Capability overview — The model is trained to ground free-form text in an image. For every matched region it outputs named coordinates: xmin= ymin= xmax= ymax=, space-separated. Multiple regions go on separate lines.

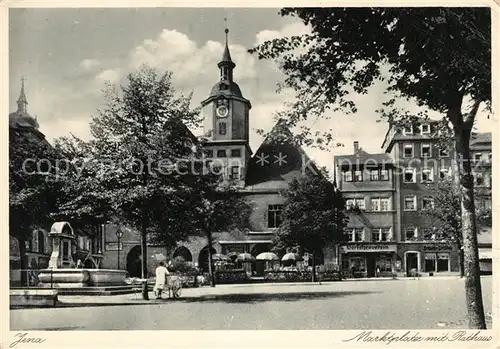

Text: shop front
xmin=397 ymin=243 xmax=459 ymax=276
xmin=341 ymin=244 xmax=397 ymax=278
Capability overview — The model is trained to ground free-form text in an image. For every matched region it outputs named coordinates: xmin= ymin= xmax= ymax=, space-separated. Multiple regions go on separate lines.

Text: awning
xmin=479 ymin=249 xmax=492 ymax=260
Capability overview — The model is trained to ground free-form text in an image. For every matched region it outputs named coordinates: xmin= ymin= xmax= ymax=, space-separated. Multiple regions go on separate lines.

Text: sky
xmin=9 ymin=7 xmax=495 ymax=169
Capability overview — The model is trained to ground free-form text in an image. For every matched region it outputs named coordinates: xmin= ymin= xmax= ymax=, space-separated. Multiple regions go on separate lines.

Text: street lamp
xmin=116 ymin=229 xmax=123 ymax=270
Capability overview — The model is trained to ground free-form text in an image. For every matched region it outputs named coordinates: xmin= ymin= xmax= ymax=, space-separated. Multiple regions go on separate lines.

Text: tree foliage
xmin=273 ymin=172 xmax=347 ymax=256
xmin=249 ymin=7 xmax=490 ymax=148
xmin=9 ymin=128 xmax=60 ymax=241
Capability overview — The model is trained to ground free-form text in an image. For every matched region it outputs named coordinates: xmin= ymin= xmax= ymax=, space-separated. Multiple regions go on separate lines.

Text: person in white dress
xmin=154 ymin=261 xmax=170 ymax=299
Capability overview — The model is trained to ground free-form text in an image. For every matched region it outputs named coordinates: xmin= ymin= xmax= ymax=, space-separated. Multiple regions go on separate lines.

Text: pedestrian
xmin=376 ymin=266 xmax=380 ymax=278
xmin=154 ymin=261 xmax=170 ymax=299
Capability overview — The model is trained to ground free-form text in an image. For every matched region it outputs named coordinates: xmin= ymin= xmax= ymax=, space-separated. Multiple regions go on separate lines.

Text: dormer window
xmin=403 ymin=125 xmax=414 ymax=135
xmin=420 ymin=124 xmax=430 ymax=135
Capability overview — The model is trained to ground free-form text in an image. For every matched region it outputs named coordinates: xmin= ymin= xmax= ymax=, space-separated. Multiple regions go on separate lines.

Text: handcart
xmin=165 ymin=274 xmax=182 ymax=299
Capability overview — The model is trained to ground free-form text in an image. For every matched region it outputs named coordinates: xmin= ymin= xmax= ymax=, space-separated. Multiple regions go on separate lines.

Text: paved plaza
xmin=11 ymin=276 xmax=493 ymax=330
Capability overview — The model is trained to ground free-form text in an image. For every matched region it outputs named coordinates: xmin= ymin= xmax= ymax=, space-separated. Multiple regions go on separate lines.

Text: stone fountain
xmin=38 ymin=222 xmax=128 ymax=291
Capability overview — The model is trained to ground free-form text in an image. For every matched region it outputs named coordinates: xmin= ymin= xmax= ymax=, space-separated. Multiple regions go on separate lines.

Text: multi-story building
xmin=382 ymin=122 xmax=460 ymax=276
xmin=335 ymin=142 xmax=398 ymax=277
xmin=337 ymin=123 xmax=492 ymax=277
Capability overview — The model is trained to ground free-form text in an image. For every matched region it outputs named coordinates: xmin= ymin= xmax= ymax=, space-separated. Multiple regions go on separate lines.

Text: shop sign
xmin=105 ymin=242 xmax=123 ymax=251
xmin=341 ymin=244 xmax=397 ymax=253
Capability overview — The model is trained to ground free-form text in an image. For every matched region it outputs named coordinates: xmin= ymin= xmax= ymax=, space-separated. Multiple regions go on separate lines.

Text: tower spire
xmin=218 ymin=17 xmax=235 ymax=81
xmin=17 ymin=77 xmax=28 ymax=113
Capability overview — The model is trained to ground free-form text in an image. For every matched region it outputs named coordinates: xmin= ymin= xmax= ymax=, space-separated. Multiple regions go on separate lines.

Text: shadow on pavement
xmin=177 ymin=291 xmax=377 ymax=304
xmin=41 ymin=290 xmax=378 ymax=308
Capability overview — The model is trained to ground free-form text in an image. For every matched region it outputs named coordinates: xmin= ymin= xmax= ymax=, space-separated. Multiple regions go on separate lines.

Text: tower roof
xmin=217 ymin=27 xmax=236 ymax=69
xmin=10 ymin=78 xmax=39 ymax=130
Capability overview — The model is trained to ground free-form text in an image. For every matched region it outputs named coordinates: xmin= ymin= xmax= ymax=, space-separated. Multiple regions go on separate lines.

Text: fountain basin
xmin=38 ymin=269 xmax=127 ymax=288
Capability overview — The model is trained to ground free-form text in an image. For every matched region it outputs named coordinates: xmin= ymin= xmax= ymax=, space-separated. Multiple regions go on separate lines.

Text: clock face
xmin=216 ymin=105 xmax=229 ymax=118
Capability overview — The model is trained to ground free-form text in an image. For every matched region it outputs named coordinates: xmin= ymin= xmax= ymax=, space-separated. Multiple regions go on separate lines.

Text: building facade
xmin=335 ymin=142 xmax=399 ymax=277
xmin=336 ymin=122 xmax=492 ymax=278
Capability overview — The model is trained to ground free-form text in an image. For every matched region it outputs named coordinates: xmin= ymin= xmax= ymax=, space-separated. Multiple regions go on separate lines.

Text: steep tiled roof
xmin=244 ymin=119 xmax=319 ymax=189
xmin=335 ymin=148 xmax=393 ymax=168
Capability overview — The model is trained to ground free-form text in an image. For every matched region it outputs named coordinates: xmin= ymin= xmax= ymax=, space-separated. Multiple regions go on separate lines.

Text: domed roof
xmin=9 ymin=110 xmax=40 ymax=130
xmin=209 ymin=80 xmax=243 ymax=98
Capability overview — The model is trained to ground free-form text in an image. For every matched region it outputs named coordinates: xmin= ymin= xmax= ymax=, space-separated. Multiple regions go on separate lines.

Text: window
xmin=354 ymin=170 xmax=363 ymax=182
xmin=372 ymin=228 xmax=391 ymax=242
xmin=345 ymin=199 xmax=354 ymax=209
xmin=355 ymin=198 xmax=365 ymax=210
xmin=343 ymin=171 xmax=353 ymax=182
xmin=217 ymin=149 xmax=227 ymax=158
xmin=370 ymin=169 xmax=379 ymax=181
xmin=404 ymin=195 xmax=417 ymax=211
xmin=439 ymin=147 xmax=449 ymax=157
xmin=219 ymin=122 xmax=227 ymax=135
xmin=229 ymin=166 xmax=240 ymax=180
xmin=380 ymin=169 xmax=389 ymax=181
xmin=422 ymin=197 xmax=435 ymax=209
xmin=437 ymin=253 xmax=450 ymax=272
xmin=421 ymin=144 xmax=431 ymax=158
xmin=370 ymin=197 xmax=390 ymax=212
xmin=205 ymin=149 xmax=213 ymax=158
xmin=346 ymin=198 xmax=365 ymax=210
xmin=422 ymin=228 xmax=433 ymax=240
xmin=346 ymin=228 xmax=364 ymax=242
xmin=376 ymin=256 xmax=392 ymax=272
xmin=474 ymin=172 xmax=484 ymax=186
xmin=405 ymin=226 xmax=417 ymax=240
xmin=424 ymin=253 xmax=436 ymax=272
xmin=404 ymin=168 xmax=416 ymax=183
xmin=439 ymin=168 xmax=450 ymax=179
xmin=37 ymin=230 xmax=45 ymax=254
xmin=403 ymin=125 xmax=413 ymax=135
xmin=474 ymin=152 xmax=482 ymax=162
xmin=231 ymin=149 xmax=241 ymax=157
xmin=350 ymin=256 xmax=366 ymax=271
xmin=422 ymin=168 xmax=434 ymax=183
xmin=380 ymin=198 xmax=390 ymax=211
xmin=420 ymin=124 xmax=430 ymax=135
xmin=268 ymin=205 xmax=283 ymax=228
xmin=403 ymin=144 xmax=414 ymax=158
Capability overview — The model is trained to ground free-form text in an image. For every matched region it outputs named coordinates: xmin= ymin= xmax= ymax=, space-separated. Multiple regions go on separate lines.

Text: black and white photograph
xmin=2 ymin=2 xmax=498 ymax=348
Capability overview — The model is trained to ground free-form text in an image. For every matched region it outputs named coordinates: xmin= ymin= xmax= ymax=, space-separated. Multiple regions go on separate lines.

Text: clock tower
xmin=201 ymin=26 xmax=252 ymax=185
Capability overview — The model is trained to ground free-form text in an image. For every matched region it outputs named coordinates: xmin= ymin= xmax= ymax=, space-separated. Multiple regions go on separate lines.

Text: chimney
xmin=353 ymin=141 xmax=359 ymax=152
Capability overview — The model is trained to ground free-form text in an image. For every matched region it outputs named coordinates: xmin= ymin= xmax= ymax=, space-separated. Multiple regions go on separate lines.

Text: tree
xmin=161 ymin=164 xmax=253 ymax=287
xmin=273 ymin=171 xmax=347 ymax=281
xmin=56 ymin=66 xmax=200 ymax=299
xmin=250 ymin=8 xmax=491 ymax=328
xmin=422 ymin=178 xmax=492 ymax=278
xmin=9 ymin=128 xmax=60 ymax=273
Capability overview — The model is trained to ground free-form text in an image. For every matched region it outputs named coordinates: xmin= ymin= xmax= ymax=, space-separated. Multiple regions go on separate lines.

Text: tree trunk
xmin=455 ymin=131 xmax=486 ymax=329
xmin=311 ymin=253 xmax=316 ymax=282
xmin=140 ymin=217 xmax=149 ymax=300
xmin=206 ymin=230 xmax=216 ymax=287
xmin=455 ymin=239 xmax=465 ymax=278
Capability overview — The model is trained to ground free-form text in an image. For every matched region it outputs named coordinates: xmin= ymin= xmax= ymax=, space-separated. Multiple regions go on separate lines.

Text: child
xmin=154 ymin=261 xmax=170 ymax=299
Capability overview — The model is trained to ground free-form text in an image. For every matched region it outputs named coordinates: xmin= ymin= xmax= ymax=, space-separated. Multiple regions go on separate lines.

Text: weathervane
xmin=224 ymin=17 xmax=229 ymax=44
